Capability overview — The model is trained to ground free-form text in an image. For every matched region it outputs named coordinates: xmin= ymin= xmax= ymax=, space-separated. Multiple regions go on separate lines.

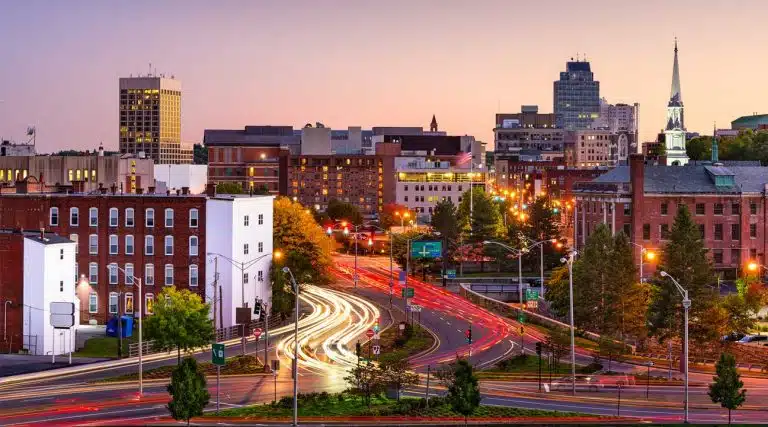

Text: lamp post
xmin=282 ymin=267 xmax=300 ymax=427
xmin=3 ymin=299 xmax=11 ymax=343
xmin=629 ymin=243 xmax=656 ymax=283
xmin=111 ymin=265 xmax=143 ymax=396
xmin=483 ymin=239 xmax=558 ymax=307
xmin=560 ymin=250 xmax=578 ymax=396
xmin=659 ymin=270 xmax=690 ymax=424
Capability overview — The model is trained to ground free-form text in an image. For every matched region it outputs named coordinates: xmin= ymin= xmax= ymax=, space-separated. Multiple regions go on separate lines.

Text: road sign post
xmin=212 ymin=343 xmax=225 ymax=413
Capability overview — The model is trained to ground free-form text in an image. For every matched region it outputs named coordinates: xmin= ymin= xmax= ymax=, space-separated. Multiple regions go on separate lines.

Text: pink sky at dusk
xmin=1 ymin=0 xmax=767 ymax=154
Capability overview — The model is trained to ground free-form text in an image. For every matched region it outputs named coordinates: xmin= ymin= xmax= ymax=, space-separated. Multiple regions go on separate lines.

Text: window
xmin=70 ymin=207 xmax=79 ymax=226
xmin=89 ymin=234 xmax=98 ymax=254
xmin=257 ymin=270 xmax=264 ymax=282
xmin=165 ymin=236 xmax=174 ymax=255
xmin=714 ymin=223 xmax=723 ymax=240
xmin=660 ymin=203 xmax=668 ymax=215
xmin=714 ymin=203 xmax=724 ymax=215
xmin=109 ymin=235 xmax=118 ymax=254
xmin=125 ymin=293 xmax=134 ymax=314
xmin=125 ymin=263 xmax=134 ymax=284
xmin=109 ymin=292 xmax=118 ymax=314
xmin=49 ymin=207 xmax=59 ymax=226
xmin=146 ymin=208 xmax=155 ymax=227
xmin=642 ymin=224 xmax=650 ymax=240
xmin=244 ymin=215 xmax=250 ymax=226
xmin=243 ymin=272 xmax=249 ymax=284
xmin=750 ymin=202 xmax=758 ymax=215
xmin=731 ymin=249 xmax=741 ymax=266
xmin=189 ymin=265 xmax=198 ymax=287
xmin=109 ymin=208 xmax=118 ymax=227
xmin=60 ymin=248 xmax=64 ymax=260
xmin=732 ymin=202 xmax=740 ymax=215
xmin=623 ymin=203 xmax=631 ymax=216
xmin=165 ymin=209 xmax=174 ymax=227
xmin=125 ymin=235 xmax=134 ymax=255
xmin=750 ymin=223 xmax=757 ymax=238
xmin=145 ymin=235 xmax=154 ymax=255
xmin=70 ymin=234 xmax=79 ymax=254
xmin=145 ymin=264 xmax=155 ymax=286
xmin=59 ymin=281 xmax=64 ymax=292
xmin=89 ymin=207 xmax=98 ymax=226
xmin=108 ymin=263 xmax=118 ymax=285
xmin=660 ymin=224 xmax=670 ymax=240
xmin=186 ymin=236 xmax=198 ymax=256
xmin=89 ymin=293 xmax=98 ymax=314
xmin=750 ymin=248 xmax=758 ymax=260
xmin=731 ymin=224 xmax=740 ymax=241
xmin=258 ymin=214 xmax=264 ymax=225
xmin=695 ymin=203 xmax=705 ymax=215
xmin=145 ymin=294 xmax=154 ymax=315
xmin=698 ymin=224 xmax=705 ymax=239
xmin=164 ymin=265 xmax=174 ymax=286
xmin=125 ymin=208 xmax=135 ymax=227
xmin=189 ymin=209 xmax=199 ymax=228
xmin=258 ymin=242 xmax=264 ymax=253
xmin=713 ymin=249 xmax=723 ymax=264
xmin=243 ymin=243 xmax=249 ymax=255
xmin=623 ymin=223 xmax=631 ymax=238
xmin=89 ymin=262 xmax=98 ymax=284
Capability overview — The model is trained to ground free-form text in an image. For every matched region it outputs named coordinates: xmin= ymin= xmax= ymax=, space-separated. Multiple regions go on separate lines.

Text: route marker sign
xmin=212 ymin=343 xmax=225 ymax=366
xmin=253 ymin=328 xmax=263 ymax=339
xmin=50 ymin=302 xmax=75 ymax=329
xmin=446 ymin=269 xmax=457 ymax=279
xmin=372 ymin=345 xmax=381 ymax=355
xmin=366 ymin=329 xmax=375 ymax=338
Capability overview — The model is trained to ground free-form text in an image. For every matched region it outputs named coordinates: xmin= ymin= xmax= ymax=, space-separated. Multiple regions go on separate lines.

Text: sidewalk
xmin=0 ymin=354 xmax=109 ymax=377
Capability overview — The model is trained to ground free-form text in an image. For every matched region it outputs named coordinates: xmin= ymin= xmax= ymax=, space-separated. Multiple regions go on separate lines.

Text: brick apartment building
xmin=0 ymin=191 xmax=206 ymax=325
xmin=206 ymin=143 xmax=289 ymax=195
xmin=573 ymin=154 xmax=768 ymax=278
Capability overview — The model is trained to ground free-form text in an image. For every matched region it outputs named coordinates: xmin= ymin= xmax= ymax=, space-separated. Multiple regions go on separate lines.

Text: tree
xmin=144 ymin=288 xmax=214 ymax=364
xmin=606 ymin=232 xmax=648 ymax=341
xmin=215 ymin=182 xmax=243 ymax=194
xmin=326 ymin=199 xmax=362 ymax=225
xmin=192 ymin=143 xmax=208 ymax=165
xmin=437 ymin=359 xmax=481 ymax=425
xmin=344 ymin=363 xmax=385 ymax=408
xmin=708 ymin=352 xmax=746 ymax=424
xmin=380 ymin=203 xmax=410 ymax=229
xmin=686 ymin=136 xmax=712 ymax=161
xmin=167 ymin=357 xmax=210 ymax=426
xmin=391 ymin=229 xmax=429 ymax=271
xmin=457 ymin=187 xmax=503 ymax=244
xmin=543 ymin=264 xmax=570 ymax=318
xmin=572 ymin=224 xmax=614 ymax=333
xmin=648 ymin=205 xmax=720 ymax=345
xmin=598 ymin=335 xmax=627 ymax=372
xmin=431 ymin=199 xmax=460 ymax=265
xmin=379 ymin=359 xmax=420 ymax=402
xmin=273 ymin=197 xmax=332 ymax=286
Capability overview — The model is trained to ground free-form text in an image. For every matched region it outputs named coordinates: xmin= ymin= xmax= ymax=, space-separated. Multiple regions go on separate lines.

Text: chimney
xmin=136 ymin=187 xmax=144 ymax=194
xmin=181 ymin=186 xmax=189 ymax=195
xmin=176 ymin=189 xmax=181 ymax=196
xmin=40 ymin=227 xmax=44 ymax=240
xmin=100 ymin=187 xmax=107 ymax=195
xmin=206 ymin=183 xmax=217 ymax=198
xmin=148 ymin=186 xmax=155 ymax=194
xmin=110 ymin=184 xmax=117 ymax=195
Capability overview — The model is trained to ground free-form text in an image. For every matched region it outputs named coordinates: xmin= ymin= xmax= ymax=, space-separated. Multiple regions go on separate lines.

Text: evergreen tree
xmin=708 ymin=352 xmax=746 ymax=424
xmin=457 ymin=187 xmax=503 ymax=244
xmin=431 ymin=199 xmax=460 ymax=263
xmin=648 ymin=205 xmax=720 ymax=345
xmin=167 ymin=357 xmax=210 ymax=425
xmin=543 ymin=265 xmax=570 ymax=318
xmin=607 ymin=232 xmax=647 ymax=341
xmin=572 ymin=224 xmax=614 ymax=333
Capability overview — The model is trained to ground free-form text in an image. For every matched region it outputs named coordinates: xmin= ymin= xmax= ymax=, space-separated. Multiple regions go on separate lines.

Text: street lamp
xmin=282 ymin=267 xmax=300 ymax=427
xmin=560 ymin=250 xmax=578 ymax=396
xmin=659 ymin=270 xmax=690 ymax=424
xmin=110 ymin=265 xmax=144 ymax=396
xmin=629 ymin=243 xmax=656 ymax=283
xmin=483 ymin=238 xmax=558 ymax=304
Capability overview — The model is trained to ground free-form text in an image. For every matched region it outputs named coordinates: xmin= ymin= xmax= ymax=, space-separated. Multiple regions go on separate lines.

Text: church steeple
xmin=669 ymin=38 xmax=682 ymax=106
xmin=430 ymin=114 xmax=438 ymax=132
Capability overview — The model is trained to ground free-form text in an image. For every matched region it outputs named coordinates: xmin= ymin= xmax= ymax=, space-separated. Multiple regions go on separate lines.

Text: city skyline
xmin=2 ymin=0 xmax=767 ymax=153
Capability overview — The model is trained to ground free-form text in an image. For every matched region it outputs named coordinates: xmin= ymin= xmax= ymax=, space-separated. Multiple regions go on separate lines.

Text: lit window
xmin=125 ymin=292 xmax=134 ymax=314
xmin=145 ymin=294 xmax=154 ymax=314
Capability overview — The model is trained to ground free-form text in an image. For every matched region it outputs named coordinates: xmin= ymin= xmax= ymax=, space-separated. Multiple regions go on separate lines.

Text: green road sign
xmin=411 ymin=240 xmax=442 ymax=259
xmin=518 ymin=312 xmax=527 ymax=323
xmin=401 ymin=288 xmax=415 ymax=298
xmin=525 ymin=289 xmax=539 ymax=301
xmin=446 ymin=269 xmax=456 ymax=279
xmin=212 ymin=343 xmax=225 ymax=366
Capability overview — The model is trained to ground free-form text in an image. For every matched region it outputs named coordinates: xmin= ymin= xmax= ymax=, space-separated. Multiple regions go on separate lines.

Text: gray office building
xmin=554 ymin=60 xmax=600 ymax=130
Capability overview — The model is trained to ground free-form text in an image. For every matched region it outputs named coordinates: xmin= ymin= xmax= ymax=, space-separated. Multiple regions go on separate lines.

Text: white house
xmin=23 ymin=233 xmax=78 ymax=356
xmin=205 ymin=195 xmax=275 ymax=329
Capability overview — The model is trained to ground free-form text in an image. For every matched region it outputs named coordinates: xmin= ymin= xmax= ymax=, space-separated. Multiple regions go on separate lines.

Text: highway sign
xmin=446 ymin=269 xmax=456 ymax=279
xmin=526 ymin=300 xmax=539 ymax=310
xmin=411 ymin=240 xmax=442 ymax=259
xmin=212 ymin=343 xmax=225 ymax=366
xmin=366 ymin=329 xmax=374 ymax=338
xmin=410 ymin=304 xmax=423 ymax=313
xmin=253 ymin=328 xmax=263 ymax=339
xmin=50 ymin=302 xmax=75 ymax=329
xmin=401 ymin=288 xmax=415 ymax=298
xmin=525 ymin=289 xmax=540 ymax=301
xmin=398 ymin=271 xmax=406 ymax=285
xmin=372 ymin=345 xmax=381 ymax=355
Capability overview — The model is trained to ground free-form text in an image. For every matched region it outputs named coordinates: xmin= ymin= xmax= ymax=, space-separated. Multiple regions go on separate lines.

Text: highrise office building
xmin=553 ymin=60 xmax=600 ymax=130
xmin=119 ymin=76 xmax=192 ymax=164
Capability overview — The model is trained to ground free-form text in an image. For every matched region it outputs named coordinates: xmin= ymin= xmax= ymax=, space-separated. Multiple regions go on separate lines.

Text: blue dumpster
xmin=106 ymin=315 xmax=134 ymax=338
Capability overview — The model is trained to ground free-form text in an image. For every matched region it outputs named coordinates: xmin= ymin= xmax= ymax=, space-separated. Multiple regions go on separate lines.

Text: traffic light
xmin=535 ymin=342 xmax=542 ymax=356
xmin=465 ymin=325 xmax=472 ymax=344
xmin=253 ymin=300 xmax=261 ymax=317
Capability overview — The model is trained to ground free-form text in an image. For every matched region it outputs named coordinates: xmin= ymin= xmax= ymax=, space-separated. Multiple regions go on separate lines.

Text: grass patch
xmin=72 ymin=336 xmax=136 ymax=358
xmin=96 ymin=354 xmax=263 ymax=382
xmin=210 ymin=392 xmax=596 ymax=419
xmin=376 ymin=323 xmax=434 ymax=363
xmin=479 ymin=354 xmax=600 ymax=379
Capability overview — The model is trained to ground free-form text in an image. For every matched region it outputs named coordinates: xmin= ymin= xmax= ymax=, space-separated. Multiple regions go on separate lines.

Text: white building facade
xmin=23 ymin=234 xmax=78 ymax=356
xmin=205 ymin=195 xmax=274 ymax=329
xmin=154 ymin=164 xmax=208 ymax=194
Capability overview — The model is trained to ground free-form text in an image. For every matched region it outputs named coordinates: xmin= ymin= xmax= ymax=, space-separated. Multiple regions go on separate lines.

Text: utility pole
xmin=117 ymin=290 xmax=123 ymax=359
xmin=425 ymin=365 xmax=431 ymax=408
xmin=213 ymin=257 xmax=218 ymax=331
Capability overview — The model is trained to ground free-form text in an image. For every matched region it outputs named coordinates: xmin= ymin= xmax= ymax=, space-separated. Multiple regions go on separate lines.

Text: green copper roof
xmin=731 ymin=114 xmax=768 ymax=128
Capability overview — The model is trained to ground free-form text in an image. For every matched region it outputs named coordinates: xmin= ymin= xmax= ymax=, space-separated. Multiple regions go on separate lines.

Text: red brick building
xmin=574 ymin=154 xmax=768 ymax=278
xmin=0 ymin=191 xmax=206 ymax=324
xmin=0 ymin=230 xmax=23 ymax=351
xmin=206 ymin=144 xmax=290 ymax=195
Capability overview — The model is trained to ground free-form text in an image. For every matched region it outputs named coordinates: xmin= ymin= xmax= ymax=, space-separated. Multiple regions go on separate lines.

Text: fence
xmin=128 ymin=316 xmax=286 ymax=358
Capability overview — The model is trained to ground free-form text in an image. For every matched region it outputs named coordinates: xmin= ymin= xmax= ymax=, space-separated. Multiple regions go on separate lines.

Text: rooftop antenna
xmin=148 ymin=62 xmax=152 ymax=77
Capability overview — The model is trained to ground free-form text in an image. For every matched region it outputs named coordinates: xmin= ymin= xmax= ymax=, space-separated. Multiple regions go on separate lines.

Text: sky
xmin=1 ymin=0 xmax=767 ymax=154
